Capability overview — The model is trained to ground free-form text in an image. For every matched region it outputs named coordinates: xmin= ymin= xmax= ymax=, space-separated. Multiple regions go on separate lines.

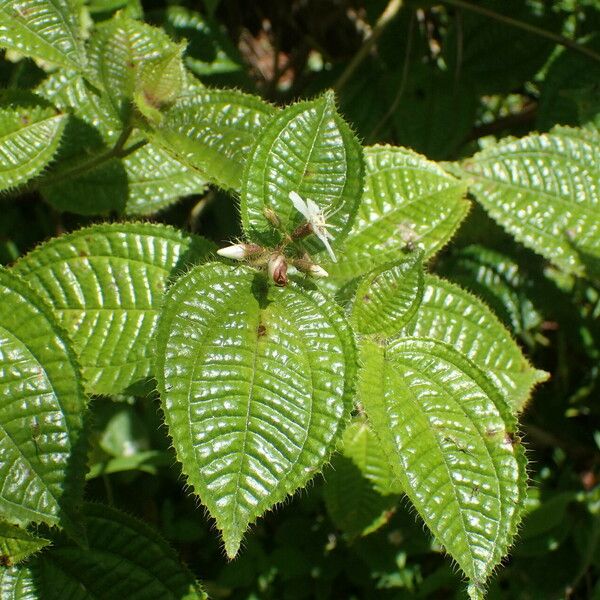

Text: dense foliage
xmin=0 ymin=1 xmax=599 ymax=599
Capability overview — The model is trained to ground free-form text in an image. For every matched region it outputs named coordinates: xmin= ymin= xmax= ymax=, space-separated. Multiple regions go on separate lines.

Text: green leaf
xmin=0 ymin=0 xmax=87 ymax=72
xmin=241 ymin=91 xmax=363 ymax=253
xmin=12 ymin=222 xmax=214 ymax=396
xmin=359 ymin=337 xmax=527 ymax=588
xmin=87 ymin=13 xmax=182 ymax=125
xmin=0 ymin=100 xmax=67 ymax=192
xmin=439 ymin=245 xmax=544 ymax=342
xmin=122 ymin=142 xmax=208 ymax=215
xmin=460 ymin=126 xmax=600 ymax=277
xmin=351 ymin=252 xmax=424 ymax=337
xmin=327 ymin=145 xmax=469 ymax=281
xmin=0 ymin=268 xmax=87 ymax=538
xmin=149 ymin=88 xmax=276 ymax=191
xmin=0 ymin=503 xmax=206 ymax=599
xmin=155 ymin=262 xmax=356 ymax=557
xmin=0 ymin=522 xmax=50 ymax=566
xmin=391 ymin=65 xmax=478 ymax=160
xmin=324 ymin=419 xmax=401 ymax=539
xmin=537 ymin=37 xmax=600 ymax=130
xmin=397 ymin=275 xmax=547 ymax=413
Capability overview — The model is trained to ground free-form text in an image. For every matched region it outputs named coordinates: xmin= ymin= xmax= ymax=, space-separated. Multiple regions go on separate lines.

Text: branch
xmin=334 ymin=0 xmax=404 ymax=93
xmin=441 ymin=0 xmax=600 ymax=63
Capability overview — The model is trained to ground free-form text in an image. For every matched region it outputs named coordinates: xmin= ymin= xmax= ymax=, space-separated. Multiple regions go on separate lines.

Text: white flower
xmin=289 ymin=191 xmax=337 ymax=263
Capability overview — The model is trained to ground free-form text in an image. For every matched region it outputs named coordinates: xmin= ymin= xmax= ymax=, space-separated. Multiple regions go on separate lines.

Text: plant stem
xmin=36 ymin=125 xmax=144 ymax=190
xmin=334 ymin=0 xmax=404 ymax=93
xmin=441 ymin=0 xmax=600 ymax=63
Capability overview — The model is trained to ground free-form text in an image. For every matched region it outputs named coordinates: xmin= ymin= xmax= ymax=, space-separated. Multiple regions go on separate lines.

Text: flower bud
xmin=293 ymin=258 xmax=329 ymax=278
xmin=268 ymin=254 xmax=288 ymax=286
xmin=217 ymin=243 xmax=262 ymax=260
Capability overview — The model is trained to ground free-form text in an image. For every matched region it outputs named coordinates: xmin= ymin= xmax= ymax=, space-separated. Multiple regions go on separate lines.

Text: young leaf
xmin=327 ymin=145 xmax=469 ymax=281
xmin=0 ymin=503 xmax=206 ymax=599
xmin=148 ymin=89 xmax=276 ymax=191
xmin=397 ymin=275 xmax=547 ymax=413
xmin=0 ymin=522 xmax=50 ymax=566
xmin=0 ymin=269 xmax=87 ymax=539
xmin=0 ymin=102 xmax=67 ymax=192
xmin=241 ymin=91 xmax=363 ymax=252
xmin=351 ymin=251 xmax=424 ymax=337
xmin=87 ymin=13 xmax=183 ymax=125
xmin=0 ymin=0 xmax=87 ymax=72
xmin=459 ymin=126 xmax=600 ymax=277
xmin=155 ymin=262 xmax=356 ymax=557
xmin=359 ymin=337 xmax=527 ymax=590
xmin=12 ymin=223 xmax=214 ymax=396
xmin=324 ymin=419 xmax=402 ymax=539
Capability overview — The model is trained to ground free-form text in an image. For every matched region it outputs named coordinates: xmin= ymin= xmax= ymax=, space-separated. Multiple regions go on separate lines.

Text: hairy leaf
xmin=149 ymin=89 xmax=276 ymax=191
xmin=122 ymin=142 xmax=208 ymax=215
xmin=155 ymin=262 xmax=356 ymax=557
xmin=324 ymin=419 xmax=401 ymax=539
xmin=0 ymin=0 xmax=86 ymax=72
xmin=397 ymin=275 xmax=547 ymax=412
xmin=460 ymin=127 xmax=600 ymax=276
xmin=0 ymin=269 xmax=87 ymax=538
xmin=0 ymin=503 xmax=206 ymax=599
xmin=359 ymin=337 xmax=527 ymax=589
xmin=13 ymin=223 xmax=214 ymax=395
xmin=327 ymin=145 xmax=469 ymax=281
xmin=0 ymin=522 xmax=49 ymax=566
xmin=87 ymin=13 xmax=183 ymax=125
xmin=351 ymin=251 xmax=424 ymax=337
xmin=241 ymin=91 xmax=363 ymax=253
xmin=0 ymin=102 xmax=67 ymax=192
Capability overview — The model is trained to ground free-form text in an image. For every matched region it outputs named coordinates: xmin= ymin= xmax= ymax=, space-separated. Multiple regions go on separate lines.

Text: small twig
xmin=466 ymin=102 xmax=537 ymax=141
xmin=441 ymin=0 xmax=600 ymax=63
xmin=334 ymin=0 xmax=404 ymax=93
xmin=367 ymin=10 xmax=415 ymax=143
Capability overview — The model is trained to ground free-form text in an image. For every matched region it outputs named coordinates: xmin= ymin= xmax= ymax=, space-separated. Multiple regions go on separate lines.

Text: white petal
xmin=289 ymin=191 xmax=309 ymax=218
xmin=217 ymin=244 xmax=247 ymax=260
xmin=315 ymin=230 xmax=337 ymax=263
xmin=306 ymin=198 xmax=321 ymax=219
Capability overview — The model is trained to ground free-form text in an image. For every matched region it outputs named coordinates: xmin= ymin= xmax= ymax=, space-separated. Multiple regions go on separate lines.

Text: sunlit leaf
xmin=359 ymin=337 xmax=527 ymax=590
xmin=0 ymin=269 xmax=87 ymax=539
xmin=326 ymin=145 xmax=469 ymax=281
xmin=460 ymin=126 xmax=600 ymax=276
xmin=13 ymin=223 xmax=214 ymax=395
xmin=0 ymin=0 xmax=87 ymax=72
xmin=0 ymin=522 xmax=49 ymax=566
xmin=241 ymin=91 xmax=363 ymax=255
xmin=155 ymin=262 xmax=356 ymax=557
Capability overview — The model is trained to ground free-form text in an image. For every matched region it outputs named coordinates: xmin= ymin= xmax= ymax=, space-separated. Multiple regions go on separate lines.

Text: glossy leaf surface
xmin=460 ymin=127 xmax=600 ymax=276
xmin=397 ymin=275 xmax=547 ymax=412
xmin=351 ymin=251 xmax=424 ymax=337
xmin=241 ymin=91 xmax=363 ymax=251
xmin=0 ymin=102 xmax=67 ymax=192
xmin=155 ymin=263 xmax=356 ymax=557
xmin=13 ymin=223 xmax=214 ymax=395
xmin=0 ymin=0 xmax=86 ymax=71
xmin=327 ymin=145 xmax=469 ymax=280
xmin=0 ymin=503 xmax=206 ymax=599
xmin=0 ymin=269 xmax=86 ymax=536
xmin=150 ymin=89 xmax=276 ymax=191
xmin=359 ymin=337 xmax=527 ymax=589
